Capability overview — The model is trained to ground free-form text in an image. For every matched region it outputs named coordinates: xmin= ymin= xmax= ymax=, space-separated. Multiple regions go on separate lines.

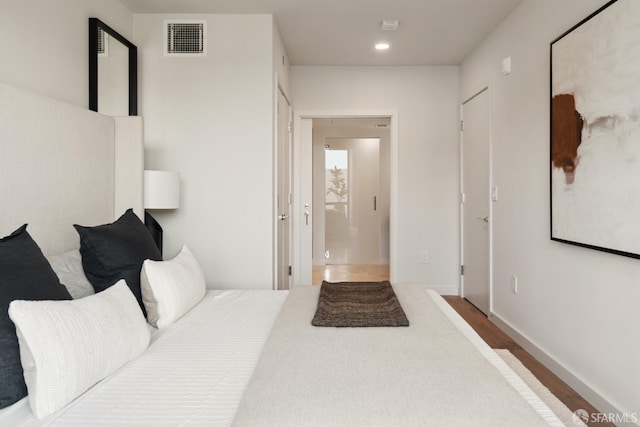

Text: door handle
xmin=373 ymin=196 xmax=377 ymax=211
xmin=476 ymin=216 xmax=489 ymax=223
xmin=304 ymin=211 xmax=309 ymax=225
xmin=279 ymin=214 xmax=288 ymax=221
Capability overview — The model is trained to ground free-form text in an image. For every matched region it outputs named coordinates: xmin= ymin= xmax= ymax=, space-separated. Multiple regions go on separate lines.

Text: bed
xmin=0 ymin=83 xmax=564 ymax=426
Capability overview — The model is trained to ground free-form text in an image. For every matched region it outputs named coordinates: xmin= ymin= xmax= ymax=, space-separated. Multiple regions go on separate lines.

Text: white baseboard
xmin=490 ymin=312 xmax=637 ymax=426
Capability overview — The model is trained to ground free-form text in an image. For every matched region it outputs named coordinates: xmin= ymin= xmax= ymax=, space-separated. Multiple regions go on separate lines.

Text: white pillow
xmin=8 ymin=280 xmax=150 ymax=419
xmin=141 ymin=245 xmax=206 ymax=328
xmin=46 ymin=250 xmax=95 ymax=299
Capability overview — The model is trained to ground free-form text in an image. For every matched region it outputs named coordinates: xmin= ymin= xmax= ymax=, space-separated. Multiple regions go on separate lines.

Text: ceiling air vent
xmin=164 ymin=20 xmax=207 ymax=56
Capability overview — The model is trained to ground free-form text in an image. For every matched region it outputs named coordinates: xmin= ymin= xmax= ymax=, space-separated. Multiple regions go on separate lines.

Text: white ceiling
xmin=119 ymin=0 xmax=525 ymax=66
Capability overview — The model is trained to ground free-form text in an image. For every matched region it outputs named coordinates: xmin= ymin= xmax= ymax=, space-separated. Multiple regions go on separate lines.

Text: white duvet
xmin=0 ymin=290 xmax=287 ymax=427
xmin=233 ymin=285 xmax=563 ymax=427
xmin=1 ymin=285 xmax=563 ymax=427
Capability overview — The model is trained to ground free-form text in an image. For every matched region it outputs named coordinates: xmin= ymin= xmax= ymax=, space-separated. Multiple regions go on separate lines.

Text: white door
xmin=324 ymin=138 xmax=380 ymax=264
xmin=294 ymin=118 xmax=314 ymax=286
xmin=461 ymin=88 xmax=491 ymax=314
xmin=276 ymin=89 xmax=292 ymax=290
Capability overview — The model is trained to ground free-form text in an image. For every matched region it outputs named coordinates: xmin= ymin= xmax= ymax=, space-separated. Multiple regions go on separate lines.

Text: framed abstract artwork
xmin=550 ymin=0 xmax=640 ymax=259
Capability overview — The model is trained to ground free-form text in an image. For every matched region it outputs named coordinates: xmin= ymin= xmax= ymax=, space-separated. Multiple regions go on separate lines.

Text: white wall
xmin=461 ymin=0 xmax=640 ymax=417
xmin=135 ymin=14 xmax=279 ymax=289
xmin=0 ymin=0 xmax=132 ymax=109
xmin=291 ymin=66 xmax=460 ymax=292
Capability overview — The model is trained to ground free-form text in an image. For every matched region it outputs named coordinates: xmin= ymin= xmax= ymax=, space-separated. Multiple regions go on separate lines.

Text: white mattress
xmin=0 ymin=290 xmax=288 ymax=427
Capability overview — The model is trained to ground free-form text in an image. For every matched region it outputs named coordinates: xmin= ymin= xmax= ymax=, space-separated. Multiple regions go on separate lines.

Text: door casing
xmin=292 ymin=110 xmax=399 ymax=286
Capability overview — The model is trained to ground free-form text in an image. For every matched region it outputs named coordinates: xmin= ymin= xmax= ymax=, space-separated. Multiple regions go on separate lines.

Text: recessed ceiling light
xmin=375 ymin=43 xmax=390 ymax=50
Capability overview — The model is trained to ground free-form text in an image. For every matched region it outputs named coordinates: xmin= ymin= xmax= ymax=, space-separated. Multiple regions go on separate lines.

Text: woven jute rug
xmin=311 ymin=280 xmax=409 ymax=327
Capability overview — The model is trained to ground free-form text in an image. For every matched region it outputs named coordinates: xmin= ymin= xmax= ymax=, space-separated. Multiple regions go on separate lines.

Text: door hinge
xmin=460 ymin=192 xmax=466 ymax=203
xmin=460 ymin=120 xmax=464 ymax=131
xmin=460 ymin=265 xmax=464 ymax=275
xmin=288 ymin=265 xmax=292 ymax=276
xmin=288 ymin=121 xmax=293 ymax=133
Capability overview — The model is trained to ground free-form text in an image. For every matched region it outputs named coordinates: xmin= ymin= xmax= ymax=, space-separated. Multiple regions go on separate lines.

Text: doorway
xmin=311 ymin=118 xmax=390 ymax=284
xmin=461 ymin=87 xmax=491 ymax=314
xmin=292 ymin=112 xmax=398 ymax=287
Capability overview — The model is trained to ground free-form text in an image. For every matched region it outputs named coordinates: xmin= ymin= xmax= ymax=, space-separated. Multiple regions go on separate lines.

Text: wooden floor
xmin=444 ymin=296 xmax=613 ymax=427
xmin=312 ymin=264 xmax=389 ymax=285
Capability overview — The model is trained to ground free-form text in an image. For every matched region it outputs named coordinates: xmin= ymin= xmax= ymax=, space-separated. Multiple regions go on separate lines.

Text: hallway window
xmin=325 ymin=149 xmax=349 ymax=216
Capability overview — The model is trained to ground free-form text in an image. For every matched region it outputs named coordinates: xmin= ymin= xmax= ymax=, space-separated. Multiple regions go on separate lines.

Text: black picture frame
xmin=89 ymin=17 xmax=138 ymax=115
xmin=549 ymin=0 xmax=640 ymax=259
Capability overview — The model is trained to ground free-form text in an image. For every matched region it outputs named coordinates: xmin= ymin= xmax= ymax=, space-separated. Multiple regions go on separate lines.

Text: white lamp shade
xmin=144 ymin=170 xmax=180 ymax=209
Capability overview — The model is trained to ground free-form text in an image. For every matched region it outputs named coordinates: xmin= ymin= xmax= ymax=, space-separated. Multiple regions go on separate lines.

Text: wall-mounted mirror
xmin=89 ymin=18 xmax=137 ymax=116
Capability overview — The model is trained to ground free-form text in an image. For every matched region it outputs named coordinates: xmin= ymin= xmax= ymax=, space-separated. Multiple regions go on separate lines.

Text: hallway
xmin=312 ymin=264 xmax=390 ymax=284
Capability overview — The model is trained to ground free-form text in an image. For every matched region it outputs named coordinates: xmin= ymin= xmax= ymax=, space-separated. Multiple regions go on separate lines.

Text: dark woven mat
xmin=311 ymin=280 xmax=409 ymax=327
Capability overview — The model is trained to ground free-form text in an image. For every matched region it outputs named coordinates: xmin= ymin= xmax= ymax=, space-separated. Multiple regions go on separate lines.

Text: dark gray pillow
xmin=74 ymin=209 xmax=161 ymax=316
xmin=0 ymin=225 xmax=72 ymax=409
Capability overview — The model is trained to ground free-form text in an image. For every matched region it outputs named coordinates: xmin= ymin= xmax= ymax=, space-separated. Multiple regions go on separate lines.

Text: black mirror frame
xmin=89 ymin=18 xmax=138 ymax=115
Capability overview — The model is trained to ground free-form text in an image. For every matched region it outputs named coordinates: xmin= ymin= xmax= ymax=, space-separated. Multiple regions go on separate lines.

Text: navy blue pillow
xmin=0 ymin=225 xmax=72 ymax=409
xmin=74 ymin=209 xmax=161 ymax=316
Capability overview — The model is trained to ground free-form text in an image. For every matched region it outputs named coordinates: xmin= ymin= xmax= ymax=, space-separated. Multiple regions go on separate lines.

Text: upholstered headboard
xmin=0 ymin=83 xmax=144 ymax=255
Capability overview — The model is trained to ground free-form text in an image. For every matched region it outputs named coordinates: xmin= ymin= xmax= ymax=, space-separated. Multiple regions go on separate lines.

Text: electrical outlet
xmin=511 ymin=275 xmax=518 ymax=294
xmin=421 ymin=251 xmax=429 ymax=264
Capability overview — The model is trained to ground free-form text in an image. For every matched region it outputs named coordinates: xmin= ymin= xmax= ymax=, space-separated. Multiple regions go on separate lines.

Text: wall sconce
xmin=144 ymin=170 xmax=180 ymax=256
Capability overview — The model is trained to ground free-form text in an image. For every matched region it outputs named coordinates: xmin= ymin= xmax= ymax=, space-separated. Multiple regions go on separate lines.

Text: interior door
xmin=276 ymin=88 xmax=292 ymax=290
xmin=294 ymin=118 xmax=313 ymax=286
xmin=462 ymin=88 xmax=491 ymax=314
xmin=324 ymin=138 xmax=380 ymax=264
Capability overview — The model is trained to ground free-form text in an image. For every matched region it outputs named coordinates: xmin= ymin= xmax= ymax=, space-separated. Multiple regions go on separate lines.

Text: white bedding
xmin=233 ymin=285 xmax=563 ymax=427
xmin=1 ymin=286 xmax=564 ymax=427
xmin=0 ymin=290 xmax=287 ymax=427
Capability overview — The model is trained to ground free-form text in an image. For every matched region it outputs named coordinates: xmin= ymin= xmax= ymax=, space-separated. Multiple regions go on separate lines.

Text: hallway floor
xmin=312 ymin=264 xmax=390 ymax=284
